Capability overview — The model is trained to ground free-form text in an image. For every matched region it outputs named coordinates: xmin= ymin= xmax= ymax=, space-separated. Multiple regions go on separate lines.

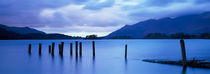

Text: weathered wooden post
xmin=60 ymin=44 xmax=63 ymax=56
xmin=125 ymin=44 xmax=127 ymax=59
xmin=58 ymin=44 xmax=61 ymax=55
xmin=79 ymin=42 xmax=82 ymax=56
xmin=49 ymin=45 xmax=51 ymax=53
xmin=61 ymin=42 xmax=64 ymax=50
xmin=59 ymin=44 xmax=63 ymax=56
xmin=28 ymin=44 xmax=31 ymax=54
xmin=61 ymin=42 xmax=64 ymax=56
xmin=52 ymin=42 xmax=55 ymax=56
xmin=180 ymin=39 xmax=187 ymax=65
xmin=39 ymin=43 xmax=42 ymax=56
xmin=75 ymin=41 xmax=78 ymax=57
xmin=92 ymin=41 xmax=95 ymax=57
xmin=70 ymin=43 xmax=73 ymax=56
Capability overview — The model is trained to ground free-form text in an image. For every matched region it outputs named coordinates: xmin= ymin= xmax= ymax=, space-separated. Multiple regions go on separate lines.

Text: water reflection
xmin=182 ymin=66 xmax=187 ymax=74
xmin=38 ymin=55 xmax=42 ymax=59
xmin=4 ymin=40 xmax=210 ymax=74
xmin=75 ymin=56 xmax=79 ymax=74
xmin=125 ymin=59 xmax=128 ymax=65
xmin=75 ymin=56 xmax=78 ymax=63
xmin=92 ymin=57 xmax=95 ymax=74
xmin=28 ymin=52 xmax=31 ymax=56
xmin=60 ymin=55 xmax=63 ymax=61
xmin=79 ymin=56 xmax=82 ymax=63
xmin=124 ymin=59 xmax=128 ymax=74
xmin=59 ymin=55 xmax=64 ymax=74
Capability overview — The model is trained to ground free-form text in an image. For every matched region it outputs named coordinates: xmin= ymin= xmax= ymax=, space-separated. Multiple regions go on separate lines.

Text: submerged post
xmin=125 ymin=44 xmax=127 ymax=59
xmin=39 ymin=43 xmax=42 ymax=56
xmin=49 ymin=45 xmax=51 ymax=53
xmin=70 ymin=43 xmax=73 ymax=56
xmin=75 ymin=41 xmax=78 ymax=57
xmin=28 ymin=44 xmax=31 ymax=54
xmin=79 ymin=42 xmax=82 ymax=56
xmin=92 ymin=41 xmax=95 ymax=57
xmin=52 ymin=42 xmax=55 ymax=56
xmin=180 ymin=39 xmax=187 ymax=65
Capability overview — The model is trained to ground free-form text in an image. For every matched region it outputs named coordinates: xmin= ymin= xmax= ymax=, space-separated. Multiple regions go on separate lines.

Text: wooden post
xmin=79 ymin=42 xmax=82 ymax=56
xmin=61 ymin=42 xmax=64 ymax=50
xmin=75 ymin=41 xmax=78 ymax=57
xmin=59 ymin=44 xmax=63 ymax=56
xmin=58 ymin=44 xmax=60 ymax=54
xmin=125 ymin=44 xmax=127 ymax=59
xmin=52 ymin=42 xmax=55 ymax=56
xmin=61 ymin=42 xmax=64 ymax=55
xmin=49 ymin=45 xmax=51 ymax=53
xmin=92 ymin=41 xmax=95 ymax=57
xmin=28 ymin=44 xmax=31 ymax=54
xmin=180 ymin=39 xmax=187 ymax=65
xmin=70 ymin=43 xmax=73 ymax=56
xmin=59 ymin=44 xmax=61 ymax=55
xmin=39 ymin=43 xmax=42 ymax=56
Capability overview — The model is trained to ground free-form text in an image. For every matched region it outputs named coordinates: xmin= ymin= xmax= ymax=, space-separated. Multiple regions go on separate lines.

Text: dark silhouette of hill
xmin=0 ymin=24 xmax=81 ymax=39
xmin=0 ymin=24 xmax=45 ymax=34
xmin=106 ymin=12 xmax=210 ymax=38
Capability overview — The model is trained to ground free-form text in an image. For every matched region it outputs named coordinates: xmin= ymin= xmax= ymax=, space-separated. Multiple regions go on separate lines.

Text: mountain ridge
xmin=0 ymin=24 xmax=46 ymax=34
xmin=106 ymin=11 xmax=210 ymax=38
xmin=0 ymin=24 xmax=82 ymax=39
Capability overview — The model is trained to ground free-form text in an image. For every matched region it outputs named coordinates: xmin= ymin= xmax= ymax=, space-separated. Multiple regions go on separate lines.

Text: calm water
xmin=0 ymin=39 xmax=210 ymax=74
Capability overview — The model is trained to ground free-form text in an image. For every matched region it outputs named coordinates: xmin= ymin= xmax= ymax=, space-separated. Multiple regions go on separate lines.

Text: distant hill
xmin=106 ymin=12 xmax=210 ymax=38
xmin=0 ymin=24 xmax=81 ymax=39
xmin=0 ymin=24 xmax=46 ymax=34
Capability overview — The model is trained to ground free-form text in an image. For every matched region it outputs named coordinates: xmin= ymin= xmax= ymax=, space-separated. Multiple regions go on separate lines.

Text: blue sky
xmin=1 ymin=0 xmax=210 ymax=37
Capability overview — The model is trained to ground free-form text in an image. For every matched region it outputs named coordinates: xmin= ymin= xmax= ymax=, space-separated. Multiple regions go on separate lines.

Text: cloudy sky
xmin=1 ymin=0 xmax=210 ymax=37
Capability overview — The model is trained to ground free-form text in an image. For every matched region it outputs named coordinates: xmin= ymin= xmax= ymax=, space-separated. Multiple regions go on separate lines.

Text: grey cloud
xmin=145 ymin=0 xmax=187 ymax=7
xmin=1 ymin=0 xmax=210 ymax=28
xmin=83 ymin=0 xmax=115 ymax=10
xmin=194 ymin=0 xmax=210 ymax=4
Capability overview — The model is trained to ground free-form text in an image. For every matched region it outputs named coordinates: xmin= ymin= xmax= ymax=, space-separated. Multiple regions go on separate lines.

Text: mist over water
xmin=0 ymin=39 xmax=210 ymax=74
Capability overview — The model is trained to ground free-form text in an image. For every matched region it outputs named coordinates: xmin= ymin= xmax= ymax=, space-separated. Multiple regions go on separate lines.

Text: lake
xmin=0 ymin=39 xmax=210 ymax=74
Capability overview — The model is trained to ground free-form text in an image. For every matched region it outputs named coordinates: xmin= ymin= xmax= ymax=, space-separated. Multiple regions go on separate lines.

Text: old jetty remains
xmin=92 ymin=41 xmax=95 ymax=57
xmin=142 ymin=39 xmax=210 ymax=69
xmin=27 ymin=41 xmax=106 ymax=58
xmin=125 ymin=44 xmax=127 ymax=59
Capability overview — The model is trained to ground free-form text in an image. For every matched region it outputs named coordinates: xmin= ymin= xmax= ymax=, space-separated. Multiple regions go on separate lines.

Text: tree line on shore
xmin=105 ymin=33 xmax=210 ymax=39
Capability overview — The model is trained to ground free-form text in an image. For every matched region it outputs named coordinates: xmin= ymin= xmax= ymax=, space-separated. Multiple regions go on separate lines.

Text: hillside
xmin=106 ymin=12 xmax=210 ymax=38
xmin=0 ymin=24 xmax=81 ymax=39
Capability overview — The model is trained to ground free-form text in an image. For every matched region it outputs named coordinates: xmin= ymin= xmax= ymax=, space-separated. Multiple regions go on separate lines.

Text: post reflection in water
xmin=9 ymin=40 xmax=210 ymax=74
xmin=75 ymin=56 xmax=79 ymax=74
xmin=92 ymin=57 xmax=96 ymax=74
xmin=79 ymin=56 xmax=82 ymax=63
xmin=59 ymin=55 xmax=64 ymax=74
xmin=182 ymin=66 xmax=187 ymax=74
xmin=124 ymin=59 xmax=128 ymax=74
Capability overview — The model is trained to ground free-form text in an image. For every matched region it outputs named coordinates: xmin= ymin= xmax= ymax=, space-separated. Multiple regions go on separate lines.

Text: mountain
xmin=106 ymin=12 xmax=210 ymax=38
xmin=0 ymin=24 xmax=81 ymax=39
xmin=0 ymin=24 xmax=46 ymax=34
xmin=0 ymin=27 xmax=21 ymax=39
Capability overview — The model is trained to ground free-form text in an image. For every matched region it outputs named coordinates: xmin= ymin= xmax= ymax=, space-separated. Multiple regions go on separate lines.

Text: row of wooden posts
xmin=28 ymin=41 xmax=128 ymax=58
xmin=28 ymin=39 xmax=186 ymax=62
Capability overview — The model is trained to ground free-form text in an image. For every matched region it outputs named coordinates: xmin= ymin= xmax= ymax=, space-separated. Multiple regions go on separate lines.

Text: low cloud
xmin=36 ymin=25 xmax=123 ymax=37
xmin=1 ymin=0 xmax=210 ymax=36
